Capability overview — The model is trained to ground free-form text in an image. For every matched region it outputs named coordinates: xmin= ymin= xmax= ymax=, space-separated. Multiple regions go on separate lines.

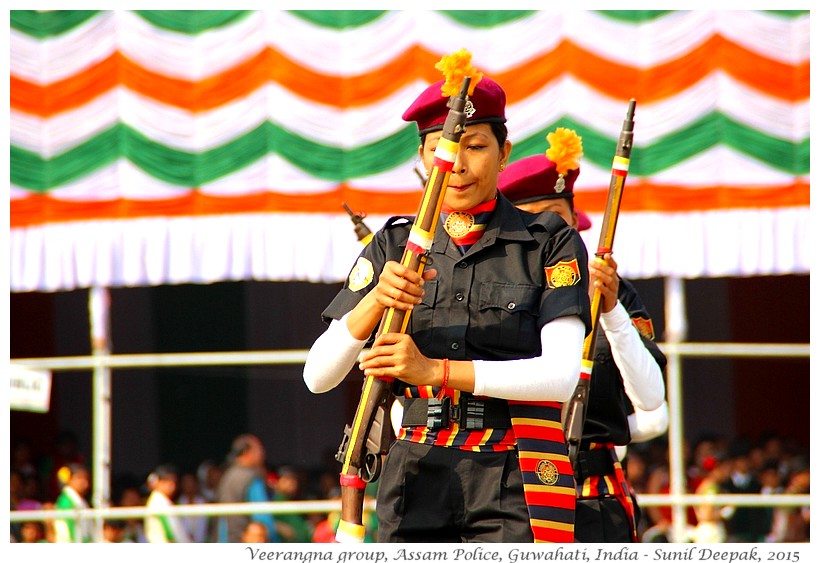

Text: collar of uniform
xmin=433 ymin=192 xmax=535 ymax=255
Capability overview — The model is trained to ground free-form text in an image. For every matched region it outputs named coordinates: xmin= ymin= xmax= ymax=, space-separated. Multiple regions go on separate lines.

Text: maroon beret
xmin=499 ymin=154 xmax=580 ymax=204
xmin=576 ymin=209 xmax=592 ymax=232
xmin=402 ymin=76 xmax=507 ymax=136
xmin=499 ymin=153 xmax=590 ymax=231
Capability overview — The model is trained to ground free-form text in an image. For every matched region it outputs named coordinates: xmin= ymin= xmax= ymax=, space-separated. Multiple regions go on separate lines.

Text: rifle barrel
xmin=564 ymin=99 xmax=637 ymax=469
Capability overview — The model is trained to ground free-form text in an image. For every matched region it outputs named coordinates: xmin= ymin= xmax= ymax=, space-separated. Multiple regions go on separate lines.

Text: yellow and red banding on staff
xmin=338 ymin=474 xmax=366 ymax=489
xmin=343 ymin=102 xmax=464 ymax=478
xmin=433 ymin=137 xmax=460 ymax=164
xmin=335 ymin=519 xmax=367 ymax=543
xmin=403 ymin=137 xmax=459 ymax=257
xmin=579 ymin=359 xmax=594 ymax=381
xmin=405 ymin=224 xmax=436 ymax=257
xmin=611 ymin=155 xmax=630 ymax=177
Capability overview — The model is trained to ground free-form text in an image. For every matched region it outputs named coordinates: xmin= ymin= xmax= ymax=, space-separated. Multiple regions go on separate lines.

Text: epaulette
xmin=517 ymin=207 xmax=570 ymax=236
xmin=383 ymin=215 xmax=414 ymax=229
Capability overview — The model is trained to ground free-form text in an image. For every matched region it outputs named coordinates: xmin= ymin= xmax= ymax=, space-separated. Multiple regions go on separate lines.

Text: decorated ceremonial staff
xmin=332 ymin=61 xmax=474 ymax=544
xmin=563 ymin=100 xmax=636 ymax=471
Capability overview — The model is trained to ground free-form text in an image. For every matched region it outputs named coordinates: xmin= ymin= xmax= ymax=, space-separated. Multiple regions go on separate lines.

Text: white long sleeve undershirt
xmin=303 ymin=312 xmax=367 ymax=394
xmin=599 ymin=301 xmax=665 ymax=411
xmin=472 ymin=316 xmax=585 ymax=401
xmin=628 ymin=401 xmax=670 ymax=443
xmin=303 ymin=313 xmax=585 ymax=402
xmin=617 ymin=401 xmax=670 ymax=460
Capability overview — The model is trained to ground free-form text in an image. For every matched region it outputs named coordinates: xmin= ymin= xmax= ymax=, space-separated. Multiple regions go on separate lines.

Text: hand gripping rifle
xmin=333 ymin=77 xmax=473 ymax=544
xmin=563 ymin=99 xmax=636 ymax=476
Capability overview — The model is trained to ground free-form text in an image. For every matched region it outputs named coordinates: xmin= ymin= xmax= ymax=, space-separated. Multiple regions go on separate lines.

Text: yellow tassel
xmin=546 ymin=128 xmax=584 ymax=176
xmin=435 ymin=48 xmax=484 ymax=98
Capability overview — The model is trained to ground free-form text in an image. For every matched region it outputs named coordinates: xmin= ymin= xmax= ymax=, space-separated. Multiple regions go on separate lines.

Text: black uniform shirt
xmin=582 ymin=277 xmax=668 ymax=447
xmin=323 ymin=193 xmax=592 ymax=374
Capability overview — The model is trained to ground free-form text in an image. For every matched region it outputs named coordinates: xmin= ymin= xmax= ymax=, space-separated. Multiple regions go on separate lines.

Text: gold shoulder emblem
xmin=545 ymin=258 xmax=581 ymax=289
xmin=631 ymin=317 xmax=656 ymax=340
xmin=347 ymin=257 xmax=374 ymax=292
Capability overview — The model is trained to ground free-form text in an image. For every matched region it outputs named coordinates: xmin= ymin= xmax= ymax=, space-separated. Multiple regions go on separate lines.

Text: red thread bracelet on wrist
xmin=441 ymin=358 xmax=450 ymax=388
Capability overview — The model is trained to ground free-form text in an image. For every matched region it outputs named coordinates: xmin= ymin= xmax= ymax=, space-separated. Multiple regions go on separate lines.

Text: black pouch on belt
xmin=401 ymin=396 xmax=511 ymax=430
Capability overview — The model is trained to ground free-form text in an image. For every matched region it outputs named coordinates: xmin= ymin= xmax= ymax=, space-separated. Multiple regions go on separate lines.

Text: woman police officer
xmin=303 ymin=50 xmax=591 ymax=543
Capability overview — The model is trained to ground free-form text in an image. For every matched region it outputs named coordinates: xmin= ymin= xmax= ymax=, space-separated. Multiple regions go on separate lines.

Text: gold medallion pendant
xmin=444 ymin=211 xmax=475 ymax=238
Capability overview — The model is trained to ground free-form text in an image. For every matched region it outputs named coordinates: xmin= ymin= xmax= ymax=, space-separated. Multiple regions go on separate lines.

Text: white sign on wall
xmin=10 ymin=365 xmax=52 ymax=413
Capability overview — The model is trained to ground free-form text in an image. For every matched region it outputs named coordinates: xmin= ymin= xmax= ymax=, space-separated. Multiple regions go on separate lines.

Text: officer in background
xmin=499 ymin=129 xmax=668 ymax=542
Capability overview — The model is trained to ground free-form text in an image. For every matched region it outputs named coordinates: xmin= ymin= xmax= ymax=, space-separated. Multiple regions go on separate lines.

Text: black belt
xmin=575 ymin=447 xmax=615 ymax=481
xmin=402 ymin=397 xmax=511 ymax=430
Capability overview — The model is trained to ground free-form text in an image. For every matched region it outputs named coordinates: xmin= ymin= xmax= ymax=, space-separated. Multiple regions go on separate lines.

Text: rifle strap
xmin=508 ymin=400 xmax=576 ymax=543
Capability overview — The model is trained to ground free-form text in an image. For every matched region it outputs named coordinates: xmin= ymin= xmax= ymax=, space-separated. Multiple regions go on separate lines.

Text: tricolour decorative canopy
xmin=10 ymin=10 xmax=809 ymax=291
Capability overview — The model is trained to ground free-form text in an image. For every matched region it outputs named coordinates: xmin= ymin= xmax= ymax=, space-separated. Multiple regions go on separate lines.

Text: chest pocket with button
xmin=476 ymin=282 xmax=541 ymax=356
xmin=407 ymin=279 xmax=438 ymax=350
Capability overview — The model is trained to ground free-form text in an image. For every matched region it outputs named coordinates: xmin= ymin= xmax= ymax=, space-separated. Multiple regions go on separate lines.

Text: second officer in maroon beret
xmin=500 ymin=130 xmax=668 ymax=543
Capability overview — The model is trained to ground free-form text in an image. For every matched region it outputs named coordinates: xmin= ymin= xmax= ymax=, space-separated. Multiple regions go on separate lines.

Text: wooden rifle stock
xmin=334 ymin=77 xmax=472 ymax=543
xmin=564 ymin=99 xmax=636 ymax=474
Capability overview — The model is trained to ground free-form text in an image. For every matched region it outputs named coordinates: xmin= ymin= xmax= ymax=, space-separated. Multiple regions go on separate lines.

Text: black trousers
xmin=377 ymin=440 xmax=533 ymax=543
xmin=574 ymin=496 xmax=634 ymax=543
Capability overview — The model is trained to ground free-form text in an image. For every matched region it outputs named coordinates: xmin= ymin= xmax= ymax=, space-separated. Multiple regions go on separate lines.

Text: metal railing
xmin=10 ymin=342 xmax=808 ymax=370
xmin=10 ymin=342 xmax=810 ymax=542
xmin=10 ymin=283 xmax=811 ymax=543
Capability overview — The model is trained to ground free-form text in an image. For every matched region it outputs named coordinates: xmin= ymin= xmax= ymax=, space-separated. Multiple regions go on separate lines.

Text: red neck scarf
xmin=441 ymin=198 xmax=497 ymax=254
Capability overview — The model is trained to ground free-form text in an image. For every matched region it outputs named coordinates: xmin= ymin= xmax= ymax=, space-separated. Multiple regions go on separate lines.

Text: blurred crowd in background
xmin=10 ymin=429 xmax=808 ymax=543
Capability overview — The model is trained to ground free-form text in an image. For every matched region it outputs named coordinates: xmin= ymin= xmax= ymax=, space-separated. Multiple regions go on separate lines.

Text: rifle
xmin=333 ymin=76 xmax=473 ymax=544
xmin=563 ymin=99 xmax=636 ymax=475
xmin=343 ymin=202 xmax=374 ymax=245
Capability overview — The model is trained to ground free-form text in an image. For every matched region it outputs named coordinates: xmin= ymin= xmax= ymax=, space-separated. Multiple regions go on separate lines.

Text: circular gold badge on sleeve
xmin=550 ymin=265 xmax=577 ymax=287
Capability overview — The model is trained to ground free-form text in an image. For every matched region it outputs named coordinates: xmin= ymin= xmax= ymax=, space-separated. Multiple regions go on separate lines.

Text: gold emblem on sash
xmin=444 ymin=211 xmax=475 ymax=238
xmin=536 ymin=459 xmax=559 ymax=486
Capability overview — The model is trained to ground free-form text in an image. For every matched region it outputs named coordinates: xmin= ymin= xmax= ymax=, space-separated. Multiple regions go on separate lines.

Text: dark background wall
xmin=10 ymin=274 xmax=810 ymax=495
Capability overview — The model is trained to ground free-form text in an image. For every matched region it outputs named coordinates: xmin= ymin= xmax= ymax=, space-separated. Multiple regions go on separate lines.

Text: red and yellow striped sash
xmin=508 ymin=400 xmax=576 ymax=543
